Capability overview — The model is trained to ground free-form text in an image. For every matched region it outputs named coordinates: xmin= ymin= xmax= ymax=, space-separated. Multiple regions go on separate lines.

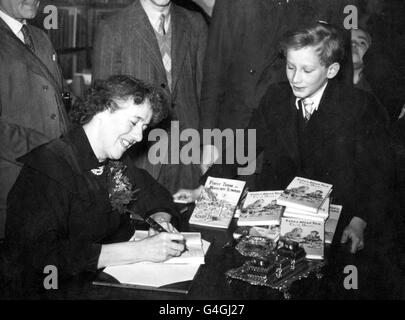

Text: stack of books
xmin=233 ymin=190 xmax=284 ymax=242
xmin=233 ymin=225 xmax=281 ymax=242
xmin=237 ymin=190 xmax=284 ymax=226
xmin=278 ymin=177 xmax=333 ymax=260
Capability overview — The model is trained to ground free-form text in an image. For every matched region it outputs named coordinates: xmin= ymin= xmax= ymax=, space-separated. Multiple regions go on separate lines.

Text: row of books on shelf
xmin=47 ymin=6 xmax=88 ymax=50
xmin=189 ymin=176 xmax=342 ymax=260
xmin=46 ymin=5 xmax=129 ymax=52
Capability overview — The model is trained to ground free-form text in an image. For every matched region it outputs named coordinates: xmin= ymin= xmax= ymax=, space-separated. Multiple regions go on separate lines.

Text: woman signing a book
xmin=3 ymin=75 xmax=186 ymax=298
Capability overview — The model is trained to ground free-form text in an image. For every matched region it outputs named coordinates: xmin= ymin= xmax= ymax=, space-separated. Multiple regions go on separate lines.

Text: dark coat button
xmin=43 ymin=85 xmax=49 ymax=91
xmin=249 ymin=68 xmax=256 ymax=75
xmin=161 ymin=83 xmax=166 ymax=89
xmin=171 ymin=103 xmax=175 ymax=108
xmin=50 ymin=114 xmax=57 ymax=120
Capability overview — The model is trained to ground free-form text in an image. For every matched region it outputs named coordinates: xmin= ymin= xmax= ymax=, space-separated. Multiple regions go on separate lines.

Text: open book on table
xmin=93 ymin=232 xmax=210 ymax=294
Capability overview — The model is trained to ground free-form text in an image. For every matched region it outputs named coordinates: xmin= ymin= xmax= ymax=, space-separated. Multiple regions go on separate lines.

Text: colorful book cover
xmin=277 ymin=177 xmax=333 ymax=213
xmin=237 ymin=190 xmax=284 ymax=226
xmin=280 ymin=216 xmax=324 ymax=259
xmin=189 ymin=177 xmax=246 ymax=229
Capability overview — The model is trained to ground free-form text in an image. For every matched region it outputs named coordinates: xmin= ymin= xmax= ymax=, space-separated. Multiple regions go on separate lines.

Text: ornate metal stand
xmin=225 ymin=236 xmax=326 ymax=299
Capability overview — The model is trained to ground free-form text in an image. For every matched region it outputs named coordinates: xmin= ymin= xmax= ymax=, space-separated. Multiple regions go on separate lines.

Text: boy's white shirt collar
xmin=295 ymin=81 xmax=328 ymax=114
xmin=140 ymin=0 xmax=171 ymax=33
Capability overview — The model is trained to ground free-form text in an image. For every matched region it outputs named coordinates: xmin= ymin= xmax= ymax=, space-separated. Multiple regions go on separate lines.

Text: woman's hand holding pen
xmin=97 ymin=226 xmax=185 ymax=268
xmin=136 ymin=232 xmax=186 ymax=262
xmin=97 ymin=214 xmax=186 ymax=268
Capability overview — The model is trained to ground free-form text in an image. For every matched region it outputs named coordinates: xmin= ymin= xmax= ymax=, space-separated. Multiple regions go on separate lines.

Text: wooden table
xmin=40 ymin=213 xmax=404 ymax=300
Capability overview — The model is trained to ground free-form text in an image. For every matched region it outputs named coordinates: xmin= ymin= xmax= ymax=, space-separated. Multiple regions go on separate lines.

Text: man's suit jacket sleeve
xmin=353 ymin=95 xmax=395 ymax=225
xmin=0 ymin=26 xmax=67 ymax=163
xmin=92 ymin=20 xmax=119 ymax=81
xmin=195 ymin=14 xmax=208 ymax=105
xmin=0 ymin=116 xmax=50 ymax=163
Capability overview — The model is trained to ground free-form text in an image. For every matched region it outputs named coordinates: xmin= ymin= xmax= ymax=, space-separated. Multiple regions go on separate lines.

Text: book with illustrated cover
xmin=277 ymin=177 xmax=333 ymax=214
xmin=325 ymin=204 xmax=343 ymax=244
xmin=237 ymin=191 xmax=284 ymax=226
xmin=283 ymin=197 xmax=330 ymax=222
xmin=234 ymin=188 xmax=249 ymax=219
xmin=189 ymin=177 xmax=246 ymax=229
xmin=280 ymin=216 xmax=324 ymax=260
xmin=131 ymin=231 xmax=206 ymax=264
xmin=233 ymin=225 xmax=280 ymax=241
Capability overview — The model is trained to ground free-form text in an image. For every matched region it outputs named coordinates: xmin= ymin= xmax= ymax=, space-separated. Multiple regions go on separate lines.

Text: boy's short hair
xmin=280 ymin=22 xmax=345 ymax=67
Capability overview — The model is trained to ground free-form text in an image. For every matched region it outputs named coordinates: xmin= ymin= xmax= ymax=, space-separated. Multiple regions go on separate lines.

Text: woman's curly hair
xmin=69 ymin=75 xmax=168 ymax=126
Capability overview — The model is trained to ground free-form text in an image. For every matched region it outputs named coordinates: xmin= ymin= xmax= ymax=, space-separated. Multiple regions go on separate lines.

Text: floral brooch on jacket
xmin=91 ymin=160 xmax=140 ymax=215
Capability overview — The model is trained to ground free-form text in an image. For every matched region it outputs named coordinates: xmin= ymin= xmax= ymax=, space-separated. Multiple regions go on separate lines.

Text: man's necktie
xmin=158 ymin=14 xmax=166 ymax=36
xmin=21 ymin=24 xmax=35 ymax=53
xmin=301 ymin=98 xmax=314 ymax=122
xmin=157 ymin=13 xmax=171 ymax=88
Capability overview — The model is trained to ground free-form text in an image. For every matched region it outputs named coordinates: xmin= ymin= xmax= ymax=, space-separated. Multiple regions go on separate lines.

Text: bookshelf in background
xmin=47 ymin=5 xmax=88 ymax=79
xmin=32 ymin=0 xmax=131 ymax=81
xmin=30 ymin=0 xmax=207 ymax=85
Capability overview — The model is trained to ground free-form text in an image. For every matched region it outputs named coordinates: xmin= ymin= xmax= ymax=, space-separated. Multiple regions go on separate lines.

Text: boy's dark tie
xmin=300 ymin=98 xmax=314 ymax=123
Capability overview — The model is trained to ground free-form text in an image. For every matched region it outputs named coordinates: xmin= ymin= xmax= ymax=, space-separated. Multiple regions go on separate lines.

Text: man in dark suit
xmin=92 ymin=0 xmax=207 ymax=194
xmin=0 ymin=0 xmax=69 ymax=238
xmin=175 ymin=23 xmax=394 ymax=255
xmin=199 ymin=0 xmax=357 ymax=176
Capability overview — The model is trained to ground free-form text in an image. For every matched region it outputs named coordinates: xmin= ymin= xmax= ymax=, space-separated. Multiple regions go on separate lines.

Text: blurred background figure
xmin=174 ymin=0 xmax=212 ymax=22
xmin=93 ymin=0 xmax=207 ymax=194
xmin=191 ymin=0 xmax=214 ymax=16
xmin=359 ymin=0 xmax=405 ymax=123
xmin=351 ymin=27 xmax=372 ymax=89
xmin=0 ymin=0 xmax=69 ymax=239
xmin=351 ymin=25 xmax=389 ymax=125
